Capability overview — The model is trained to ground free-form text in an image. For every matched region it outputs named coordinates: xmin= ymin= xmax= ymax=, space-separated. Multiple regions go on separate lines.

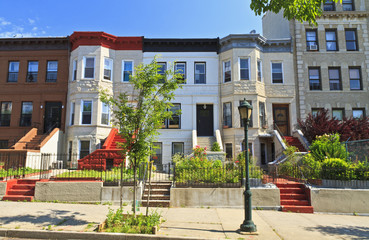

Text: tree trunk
xmin=146 ymin=162 xmax=153 ymax=216
xmin=133 ymin=159 xmax=137 ymax=215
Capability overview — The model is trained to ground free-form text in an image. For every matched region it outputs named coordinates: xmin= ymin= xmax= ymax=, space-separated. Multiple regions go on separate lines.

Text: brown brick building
xmin=0 ymin=37 xmax=69 ymax=148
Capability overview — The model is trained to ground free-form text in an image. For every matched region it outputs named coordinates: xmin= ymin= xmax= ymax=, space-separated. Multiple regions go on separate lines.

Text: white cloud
xmin=0 ymin=17 xmax=46 ymax=38
xmin=28 ymin=18 xmax=35 ymax=24
xmin=0 ymin=17 xmax=11 ymax=26
xmin=32 ymin=27 xmax=38 ymax=31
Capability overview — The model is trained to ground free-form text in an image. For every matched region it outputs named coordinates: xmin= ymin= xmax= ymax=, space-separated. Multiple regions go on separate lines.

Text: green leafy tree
xmin=250 ymin=0 xmax=341 ymax=25
xmin=100 ymin=57 xmax=182 ymax=213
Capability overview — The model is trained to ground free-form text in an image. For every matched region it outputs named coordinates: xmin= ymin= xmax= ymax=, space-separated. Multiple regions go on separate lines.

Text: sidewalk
xmin=0 ymin=201 xmax=368 ymax=239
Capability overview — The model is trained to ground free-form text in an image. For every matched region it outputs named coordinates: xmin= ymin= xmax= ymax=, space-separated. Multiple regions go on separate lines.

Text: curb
xmin=0 ymin=229 xmax=209 ymax=240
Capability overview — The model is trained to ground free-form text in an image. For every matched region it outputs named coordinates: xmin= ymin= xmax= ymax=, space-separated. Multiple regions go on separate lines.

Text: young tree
xmin=250 ymin=0 xmax=340 ymax=25
xmin=100 ymin=58 xmax=182 ymax=213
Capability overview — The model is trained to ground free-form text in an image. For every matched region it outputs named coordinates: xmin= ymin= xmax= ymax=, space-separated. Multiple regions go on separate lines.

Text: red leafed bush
xmin=297 ymin=109 xmax=369 ymax=142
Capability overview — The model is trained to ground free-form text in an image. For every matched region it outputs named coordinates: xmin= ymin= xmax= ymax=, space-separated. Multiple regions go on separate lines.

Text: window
xmin=157 ymin=62 xmax=166 ymax=83
xmin=352 ymin=109 xmax=365 ymax=119
xmin=342 ymin=0 xmax=354 ymax=11
xmin=332 ymin=108 xmax=344 ymax=120
xmin=225 ymin=143 xmax=233 ymax=159
xmin=163 ymin=104 xmax=181 ymax=129
xmin=306 ymin=30 xmax=318 ymax=50
xmin=70 ymin=102 xmax=75 ymax=125
xmin=0 ymin=102 xmax=12 ymax=126
xmin=151 ymin=142 xmax=162 ymax=164
xmin=101 ymin=102 xmax=110 ymax=125
xmin=68 ymin=141 xmax=73 ymax=162
xmin=223 ymin=102 xmax=232 ymax=128
xmin=312 ymin=108 xmax=324 ymax=117
xmin=328 ymin=67 xmax=342 ymax=90
xmin=72 ymin=59 xmax=77 ymax=81
xmin=172 ymin=142 xmax=184 ymax=156
xmin=345 ymin=29 xmax=358 ymax=51
xmin=20 ymin=102 xmax=33 ymax=126
xmin=81 ymin=100 xmax=92 ymax=124
xmin=240 ymin=58 xmax=249 ymax=80
xmin=83 ymin=57 xmax=95 ymax=78
xmin=326 ymin=30 xmax=338 ymax=51
xmin=0 ymin=140 xmax=8 ymax=149
xmin=79 ymin=140 xmax=90 ymax=159
xmin=257 ymin=60 xmax=262 ymax=81
xmin=241 ymin=141 xmax=253 ymax=156
xmin=271 ymin=62 xmax=283 ymax=83
xmin=194 ymin=62 xmax=206 ymax=84
xmin=8 ymin=61 xmax=19 ymax=82
xmin=261 ymin=143 xmax=267 ymax=165
xmin=223 ymin=60 xmax=231 ymax=82
xmin=240 ymin=100 xmax=252 ymax=127
xmin=122 ymin=60 xmax=133 ymax=82
xmin=259 ymin=102 xmax=266 ymax=127
xmin=308 ymin=67 xmax=321 ymax=90
xmin=45 ymin=61 xmax=58 ymax=82
xmin=323 ymin=0 xmax=335 ymax=11
xmin=349 ymin=67 xmax=362 ymax=90
xmin=103 ymin=58 xmax=113 ymax=81
xmin=174 ymin=62 xmax=186 ymax=83
xmin=26 ymin=61 xmax=38 ymax=82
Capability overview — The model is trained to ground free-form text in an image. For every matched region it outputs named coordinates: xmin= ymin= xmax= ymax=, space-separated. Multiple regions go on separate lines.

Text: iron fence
xmin=346 ymin=139 xmax=369 ymax=162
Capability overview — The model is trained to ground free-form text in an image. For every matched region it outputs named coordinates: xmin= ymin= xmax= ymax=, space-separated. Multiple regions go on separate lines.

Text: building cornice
xmin=143 ymin=38 xmax=219 ymax=53
xmin=0 ymin=37 xmax=69 ymax=51
xmin=70 ymin=32 xmax=143 ymax=51
xmin=320 ymin=11 xmax=369 ymax=19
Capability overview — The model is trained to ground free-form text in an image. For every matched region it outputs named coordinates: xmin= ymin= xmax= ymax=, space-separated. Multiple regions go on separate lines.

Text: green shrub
xmin=309 ymin=133 xmax=347 ymax=161
xmin=211 ymin=142 xmax=221 ymax=152
xmin=321 ymin=158 xmax=352 ymax=180
xmin=300 ymin=154 xmax=322 ymax=179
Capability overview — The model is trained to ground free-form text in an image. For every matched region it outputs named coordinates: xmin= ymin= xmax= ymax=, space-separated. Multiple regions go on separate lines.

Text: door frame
xmin=272 ymin=104 xmax=290 ymax=136
xmin=196 ymin=104 xmax=214 ymax=136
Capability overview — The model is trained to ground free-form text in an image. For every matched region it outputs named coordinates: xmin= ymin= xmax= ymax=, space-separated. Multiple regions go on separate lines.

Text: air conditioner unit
xmin=308 ymin=45 xmax=318 ymax=51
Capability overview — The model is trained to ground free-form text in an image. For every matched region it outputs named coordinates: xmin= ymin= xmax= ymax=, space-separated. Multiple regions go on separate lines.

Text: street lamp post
xmin=238 ymin=98 xmax=257 ymax=233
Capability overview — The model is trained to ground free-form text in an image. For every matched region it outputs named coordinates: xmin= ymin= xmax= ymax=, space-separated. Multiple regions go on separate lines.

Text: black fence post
xmin=173 ymin=163 xmax=176 ymax=184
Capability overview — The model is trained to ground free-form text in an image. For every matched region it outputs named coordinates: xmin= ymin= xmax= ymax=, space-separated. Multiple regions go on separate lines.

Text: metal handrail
xmin=273 ymin=123 xmax=284 ymax=139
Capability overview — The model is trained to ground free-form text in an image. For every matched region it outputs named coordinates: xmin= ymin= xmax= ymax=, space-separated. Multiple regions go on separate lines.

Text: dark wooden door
xmin=197 ymin=104 xmax=213 ymax=136
xmin=273 ymin=104 xmax=290 ymax=136
xmin=44 ymin=102 xmax=62 ymax=133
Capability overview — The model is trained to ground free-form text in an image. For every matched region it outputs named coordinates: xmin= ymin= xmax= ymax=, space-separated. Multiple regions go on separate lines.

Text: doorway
xmin=272 ymin=104 xmax=290 ymax=136
xmin=196 ymin=104 xmax=213 ymax=136
xmin=44 ymin=102 xmax=62 ymax=133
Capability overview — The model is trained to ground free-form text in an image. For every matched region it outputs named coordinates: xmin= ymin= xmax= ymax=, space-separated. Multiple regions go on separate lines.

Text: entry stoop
xmin=2 ymin=179 xmax=37 ymax=202
xmin=277 ymin=182 xmax=314 ymax=213
xmin=142 ymin=181 xmax=171 ymax=208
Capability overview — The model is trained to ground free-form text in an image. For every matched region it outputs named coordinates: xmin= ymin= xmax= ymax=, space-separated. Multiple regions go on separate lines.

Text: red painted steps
xmin=2 ymin=179 xmax=37 ymax=202
xmin=284 ymin=136 xmax=306 ymax=152
xmin=276 ymin=182 xmax=314 ymax=214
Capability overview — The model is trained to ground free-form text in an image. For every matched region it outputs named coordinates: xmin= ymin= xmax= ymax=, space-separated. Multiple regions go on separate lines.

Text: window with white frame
xmin=172 ymin=142 xmax=184 ymax=156
xmin=271 ymin=62 xmax=283 ymax=83
xmin=174 ymin=62 xmax=186 ymax=83
xmin=81 ymin=100 xmax=92 ymax=124
xmin=70 ymin=102 xmax=75 ymax=125
xmin=223 ymin=102 xmax=232 ymax=128
xmin=103 ymin=58 xmax=113 ymax=81
xmin=8 ymin=61 xmax=19 ymax=82
xmin=349 ymin=67 xmax=362 ymax=90
xmin=46 ymin=61 xmax=58 ymax=82
xmin=328 ymin=67 xmax=342 ymax=90
xmin=122 ymin=60 xmax=133 ymax=82
xmin=194 ymin=62 xmax=206 ymax=84
xmin=101 ymin=102 xmax=110 ymax=125
xmin=157 ymin=62 xmax=167 ymax=83
xmin=240 ymin=58 xmax=249 ymax=80
xmin=162 ymin=104 xmax=181 ymax=129
xmin=72 ymin=59 xmax=77 ymax=81
xmin=79 ymin=140 xmax=90 ymax=159
xmin=259 ymin=102 xmax=266 ymax=127
xmin=257 ymin=60 xmax=262 ymax=81
xmin=223 ymin=60 xmax=231 ymax=83
xmin=83 ymin=56 xmax=95 ymax=79
xmin=26 ymin=61 xmax=38 ymax=82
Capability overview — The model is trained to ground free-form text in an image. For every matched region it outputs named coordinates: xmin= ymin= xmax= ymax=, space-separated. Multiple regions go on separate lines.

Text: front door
xmin=44 ymin=102 xmax=62 ymax=133
xmin=273 ymin=104 xmax=290 ymax=136
xmin=197 ymin=104 xmax=213 ymax=136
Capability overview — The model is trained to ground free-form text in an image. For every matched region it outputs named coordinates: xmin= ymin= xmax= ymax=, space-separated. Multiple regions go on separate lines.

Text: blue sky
xmin=0 ymin=0 xmax=262 ymax=38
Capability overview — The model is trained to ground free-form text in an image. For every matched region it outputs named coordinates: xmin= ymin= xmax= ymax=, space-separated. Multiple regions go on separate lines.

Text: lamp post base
xmin=240 ymin=220 xmax=257 ymax=233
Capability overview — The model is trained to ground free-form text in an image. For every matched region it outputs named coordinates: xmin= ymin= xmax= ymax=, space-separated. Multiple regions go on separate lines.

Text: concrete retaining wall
xmin=35 ymin=181 xmax=103 ymax=202
xmin=101 ymin=186 xmax=142 ymax=204
xmin=321 ymin=179 xmax=369 ymax=189
xmin=0 ymin=182 xmax=6 ymax=199
xmin=311 ymin=188 xmax=369 ymax=213
xmin=170 ymin=188 xmax=280 ymax=208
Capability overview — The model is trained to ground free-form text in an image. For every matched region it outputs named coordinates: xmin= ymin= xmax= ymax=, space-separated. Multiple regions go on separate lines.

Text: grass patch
xmin=55 ymin=167 xmax=135 ymax=182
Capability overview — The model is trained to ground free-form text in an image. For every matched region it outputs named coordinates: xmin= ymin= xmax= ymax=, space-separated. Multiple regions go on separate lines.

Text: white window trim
xmin=82 ymin=56 xmax=95 ymax=79
xmin=103 ymin=57 xmax=113 ymax=81
xmin=70 ymin=101 xmax=75 ymax=126
xmin=122 ymin=60 xmax=134 ymax=82
xmin=72 ymin=59 xmax=77 ymax=81
xmin=223 ymin=60 xmax=231 ymax=83
xmin=257 ymin=59 xmax=262 ymax=81
xmin=271 ymin=61 xmax=284 ymax=84
xmin=101 ymin=102 xmax=110 ymax=125
xmin=79 ymin=139 xmax=90 ymax=160
xmin=80 ymin=100 xmax=93 ymax=125
xmin=239 ymin=57 xmax=251 ymax=81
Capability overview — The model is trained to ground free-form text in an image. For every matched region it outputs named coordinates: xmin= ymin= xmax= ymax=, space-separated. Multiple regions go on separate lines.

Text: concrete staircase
xmin=141 ymin=181 xmax=171 ymax=207
xmin=277 ymin=182 xmax=313 ymax=213
xmin=197 ymin=136 xmax=216 ymax=149
xmin=284 ymin=136 xmax=306 ymax=152
xmin=2 ymin=179 xmax=37 ymax=201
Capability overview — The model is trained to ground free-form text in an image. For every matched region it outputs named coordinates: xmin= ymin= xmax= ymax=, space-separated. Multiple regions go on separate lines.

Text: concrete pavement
xmin=0 ymin=201 xmax=368 ymax=239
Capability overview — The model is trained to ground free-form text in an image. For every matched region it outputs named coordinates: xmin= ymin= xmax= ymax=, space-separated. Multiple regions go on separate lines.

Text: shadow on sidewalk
xmin=304 ymin=225 xmax=369 ymax=239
